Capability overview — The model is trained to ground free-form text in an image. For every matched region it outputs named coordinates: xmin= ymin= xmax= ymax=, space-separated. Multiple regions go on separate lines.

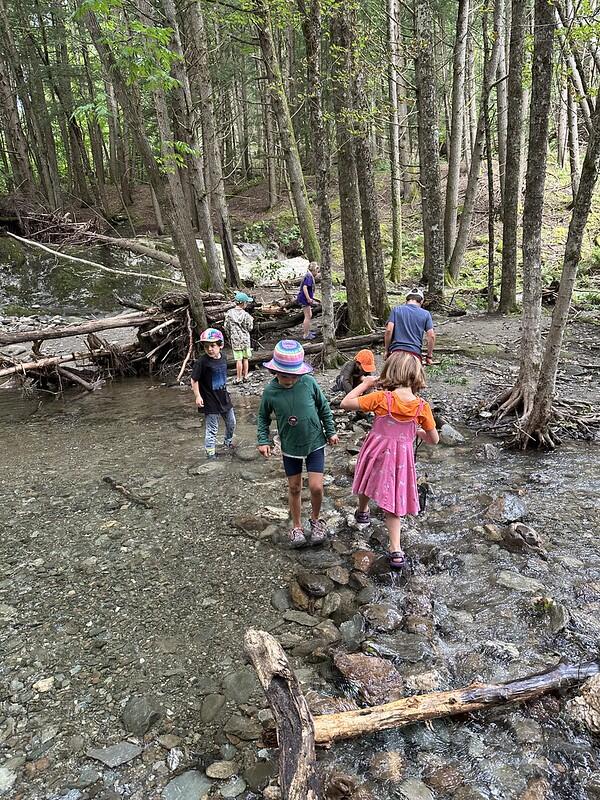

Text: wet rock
xmin=201 ymin=694 xmax=226 ymax=723
xmin=262 ymin=787 xmax=282 ymax=800
xmin=482 ymin=443 xmax=500 ymax=460
xmin=566 ymin=674 xmax=600 ymax=734
xmin=549 ymin=603 xmax=570 ymax=633
xmin=159 ymin=735 xmax=182 ymax=750
xmin=479 ymin=523 xmax=503 ymax=542
xmin=0 ymin=767 xmax=16 ymax=793
xmin=360 ymin=603 xmax=403 ymax=633
xmin=398 ymin=778 xmax=434 ymax=800
xmin=497 ymin=570 xmax=544 ymax=594
xmin=352 ymin=550 xmax=378 ymax=573
xmin=122 ymin=695 xmax=163 ymax=736
xmin=519 ymin=778 xmax=550 ymax=800
xmin=233 ymin=446 xmax=259 ymax=462
xmin=439 ymin=423 xmax=465 ymax=446
xmin=368 ymin=751 xmax=406 ymax=783
xmin=223 ymin=667 xmax=259 ymax=705
xmin=224 ymin=715 xmax=261 ymax=740
xmin=403 ymin=593 xmax=433 ymax=617
xmin=393 ymin=632 xmax=433 ymax=663
xmin=219 ymin=776 xmax=246 ymax=797
xmin=404 ymin=616 xmax=434 ymax=636
xmin=327 ymin=566 xmax=350 ymax=585
xmin=423 ymin=764 xmax=464 ymax=793
xmin=243 ymin=761 xmax=276 ymax=791
xmin=339 ymin=615 xmax=366 ymax=651
xmin=187 ymin=461 xmax=222 ymax=476
xmin=326 ymin=771 xmax=358 ymax=799
xmin=206 ymin=761 xmax=238 ymax=780
xmin=283 ymin=610 xmax=320 ymax=627
xmin=32 ymin=676 xmax=54 ymax=693
xmin=483 ymin=640 xmax=520 ymax=660
xmin=333 ymin=651 xmax=404 ymax=705
xmin=289 ymin=580 xmax=311 ymax=610
xmin=510 ymin=717 xmax=543 ymax=744
xmin=405 ymin=669 xmax=445 ymax=693
xmin=486 ymin=493 xmax=527 ymax=523
xmin=163 ymin=770 xmax=212 ymax=800
xmin=270 ymin=588 xmax=291 ymax=612
xmin=586 ymin=774 xmax=600 ymax=800
xmin=321 ymin=593 xmax=342 ymax=618
xmin=306 ymin=690 xmax=359 ymax=715
xmin=86 ymin=742 xmax=142 ymax=767
xmin=296 ymin=571 xmax=334 ymax=597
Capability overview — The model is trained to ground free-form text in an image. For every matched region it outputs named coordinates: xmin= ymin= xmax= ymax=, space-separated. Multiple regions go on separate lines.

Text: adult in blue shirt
xmin=384 ymin=288 xmax=436 ymax=365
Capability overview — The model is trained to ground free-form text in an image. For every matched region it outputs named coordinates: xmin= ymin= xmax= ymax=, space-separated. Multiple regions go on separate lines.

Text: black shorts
xmin=282 ymin=448 xmax=325 ymax=477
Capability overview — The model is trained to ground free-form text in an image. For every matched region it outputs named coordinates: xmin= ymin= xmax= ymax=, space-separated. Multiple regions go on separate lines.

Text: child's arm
xmin=257 ymin=394 xmax=273 ymax=457
xmin=418 ymin=427 xmax=439 ymax=444
xmin=340 ymin=376 xmax=378 ymax=411
xmin=191 ymin=378 xmax=203 ymax=408
xmin=416 ymin=402 xmax=439 ymax=444
xmin=313 ymin=381 xmax=339 ymax=444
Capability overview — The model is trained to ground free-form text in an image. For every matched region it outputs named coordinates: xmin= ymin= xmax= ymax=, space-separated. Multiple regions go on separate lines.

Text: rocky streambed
xmin=1 ymin=369 xmax=600 ymax=800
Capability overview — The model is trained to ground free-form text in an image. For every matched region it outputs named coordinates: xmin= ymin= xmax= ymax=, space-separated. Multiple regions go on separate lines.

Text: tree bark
xmin=499 ymin=0 xmax=528 ymax=313
xmin=557 ymin=70 xmax=568 ymax=170
xmin=397 ymin=36 xmax=415 ymax=199
xmin=524 ymin=92 xmax=600 ymax=446
xmin=297 ymin=0 xmax=340 ymax=365
xmin=496 ymin=1 xmax=509 ymax=207
xmin=443 ymin=0 xmax=470 ymax=260
xmin=83 ymin=8 xmax=208 ymax=330
xmin=183 ymin=0 xmax=240 ymax=287
xmin=414 ymin=0 xmax=445 ymax=304
xmin=567 ymin=85 xmax=581 ymax=201
xmin=483 ymin=14 xmax=496 ymax=312
xmin=253 ymin=0 xmax=320 ymax=263
xmin=314 ymin=660 xmax=600 ymax=745
xmin=330 ymin=3 xmax=372 ymax=333
xmin=353 ymin=69 xmax=390 ymax=320
xmin=498 ymin=0 xmax=554 ymax=420
xmin=447 ymin=0 xmax=505 ymax=282
xmin=387 ymin=0 xmax=403 ymax=281
xmin=244 ymin=630 xmax=321 ymax=800
xmin=0 ymin=55 xmax=35 ymax=193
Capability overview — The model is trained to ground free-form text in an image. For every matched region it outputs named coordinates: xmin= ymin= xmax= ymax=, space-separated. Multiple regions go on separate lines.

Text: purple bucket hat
xmin=263 ymin=339 xmax=313 ymax=375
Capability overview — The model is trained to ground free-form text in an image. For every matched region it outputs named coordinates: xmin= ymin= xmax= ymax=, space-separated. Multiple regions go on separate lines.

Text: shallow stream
xmin=1 ymin=378 xmax=599 ymax=799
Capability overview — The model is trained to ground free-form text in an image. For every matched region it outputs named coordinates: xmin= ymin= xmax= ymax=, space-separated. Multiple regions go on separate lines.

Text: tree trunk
xmin=557 ymin=70 xmax=568 ymax=169
xmin=253 ymin=0 xmax=320 ymax=263
xmin=83 ymin=8 xmax=208 ymax=330
xmin=150 ymin=186 xmax=165 ymax=235
xmin=567 ymin=85 xmax=581 ymax=201
xmin=498 ymin=0 xmax=528 ymax=313
xmin=387 ymin=0 xmax=403 ymax=281
xmin=0 ymin=55 xmax=35 ymax=193
xmin=414 ymin=0 xmax=445 ymax=305
xmin=330 ymin=4 xmax=372 ymax=333
xmin=496 ymin=1 xmax=509 ymax=208
xmin=497 ymin=0 xmax=554 ymax=420
xmin=524 ymin=92 xmax=600 ymax=446
xmin=297 ymin=0 xmax=340 ymax=365
xmin=397 ymin=37 xmax=415 ymax=199
xmin=443 ymin=0 xmax=470 ymax=260
xmin=104 ymin=78 xmax=133 ymax=205
xmin=184 ymin=0 xmax=240 ymax=287
xmin=447 ymin=0 xmax=505 ymax=282
xmin=260 ymin=60 xmax=279 ymax=209
xmin=483 ymin=14 xmax=496 ymax=312
xmin=354 ymin=70 xmax=390 ymax=320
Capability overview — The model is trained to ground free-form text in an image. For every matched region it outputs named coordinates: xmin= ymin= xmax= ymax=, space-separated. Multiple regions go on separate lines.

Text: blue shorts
xmin=282 ymin=447 xmax=325 ymax=477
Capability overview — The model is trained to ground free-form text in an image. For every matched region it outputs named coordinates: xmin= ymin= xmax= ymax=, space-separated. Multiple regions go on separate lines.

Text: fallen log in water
xmin=245 ymin=630 xmax=599 ymax=800
xmin=86 ymin=232 xmax=180 ymax=267
xmin=313 ymin=660 xmax=600 ymax=745
xmin=234 ymin=331 xmax=384 ymax=369
xmin=244 ymin=630 xmax=321 ymax=800
xmin=0 ymin=312 xmax=159 ymax=346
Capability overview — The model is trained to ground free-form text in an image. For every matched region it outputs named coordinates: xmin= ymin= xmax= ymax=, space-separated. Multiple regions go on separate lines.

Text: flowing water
xmin=1 ymin=377 xmax=599 ymax=799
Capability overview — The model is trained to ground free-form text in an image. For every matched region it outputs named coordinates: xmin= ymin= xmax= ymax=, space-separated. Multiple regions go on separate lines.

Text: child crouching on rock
xmin=341 ymin=352 xmax=438 ymax=569
xmin=257 ymin=339 xmax=339 ymax=547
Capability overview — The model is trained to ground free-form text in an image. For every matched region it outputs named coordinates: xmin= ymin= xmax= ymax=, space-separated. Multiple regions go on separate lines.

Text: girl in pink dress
xmin=341 ymin=352 xmax=439 ymax=569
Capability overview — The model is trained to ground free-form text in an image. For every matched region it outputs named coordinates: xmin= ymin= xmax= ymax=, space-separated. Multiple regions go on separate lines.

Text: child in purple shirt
xmin=296 ymin=261 xmax=319 ymax=340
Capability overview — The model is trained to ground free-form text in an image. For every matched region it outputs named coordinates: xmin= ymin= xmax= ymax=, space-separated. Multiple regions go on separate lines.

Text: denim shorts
xmin=282 ymin=447 xmax=325 ymax=477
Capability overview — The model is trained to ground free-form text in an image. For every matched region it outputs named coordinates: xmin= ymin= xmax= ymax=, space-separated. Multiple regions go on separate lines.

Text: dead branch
xmin=0 ymin=312 xmax=161 ymax=346
xmin=102 ymin=476 xmax=153 ymax=508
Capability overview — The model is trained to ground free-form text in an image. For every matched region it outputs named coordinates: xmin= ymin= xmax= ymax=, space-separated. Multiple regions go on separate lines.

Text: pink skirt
xmin=352 ymin=415 xmax=419 ymax=517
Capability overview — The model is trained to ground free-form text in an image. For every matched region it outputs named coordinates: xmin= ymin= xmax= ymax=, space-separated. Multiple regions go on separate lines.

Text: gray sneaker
xmin=288 ymin=527 xmax=307 ymax=548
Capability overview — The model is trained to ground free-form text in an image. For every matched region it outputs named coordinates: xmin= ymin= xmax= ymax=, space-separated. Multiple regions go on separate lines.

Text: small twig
xmin=102 ymin=476 xmax=153 ymax=508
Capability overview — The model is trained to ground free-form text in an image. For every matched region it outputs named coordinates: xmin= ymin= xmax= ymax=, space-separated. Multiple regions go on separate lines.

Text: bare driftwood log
xmin=244 ymin=630 xmax=321 ymax=800
xmin=0 ymin=347 xmax=136 ymax=378
xmin=102 ymin=476 xmax=153 ymax=508
xmin=86 ymin=232 xmax=180 ymax=267
xmin=313 ymin=660 xmax=600 ymax=745
xmin=0 ymin=312 xmax=160 ymax=346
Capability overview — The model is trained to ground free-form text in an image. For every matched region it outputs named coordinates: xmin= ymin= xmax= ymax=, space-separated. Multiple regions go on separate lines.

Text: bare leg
xmin=288 ymin=474 xmax=302 ymax=529
xmin=307 ymin=471 xmax=324 ymax=521
xmin=243 ymin=358 xmax=249 ymax=379
xmin=236 ymin=359 xmax=243 ymax=381
xmin=302 ymin=306 xmax=312 ymax=337
xmin=357 ymin=494 xmax=370 ymax=513
xmin=385 ymin=512 xmax=403 ymax=554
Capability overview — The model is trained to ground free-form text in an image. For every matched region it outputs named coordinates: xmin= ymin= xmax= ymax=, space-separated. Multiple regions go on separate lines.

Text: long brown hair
xmin=379 ymin=352 xmax=426 ymax=392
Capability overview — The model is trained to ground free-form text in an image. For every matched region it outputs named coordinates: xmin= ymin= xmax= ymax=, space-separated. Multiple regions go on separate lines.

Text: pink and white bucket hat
xmin=263 ymin=339 xmax=313 ymax=375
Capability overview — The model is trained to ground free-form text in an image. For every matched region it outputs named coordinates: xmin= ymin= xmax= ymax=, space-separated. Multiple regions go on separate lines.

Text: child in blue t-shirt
xmin=296 ymin=261 xmax=319 ymax=340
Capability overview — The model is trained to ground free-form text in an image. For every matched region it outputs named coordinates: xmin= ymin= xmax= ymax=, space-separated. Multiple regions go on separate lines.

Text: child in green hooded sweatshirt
xmin=257 ymin=339 xmax=338 ymax=547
